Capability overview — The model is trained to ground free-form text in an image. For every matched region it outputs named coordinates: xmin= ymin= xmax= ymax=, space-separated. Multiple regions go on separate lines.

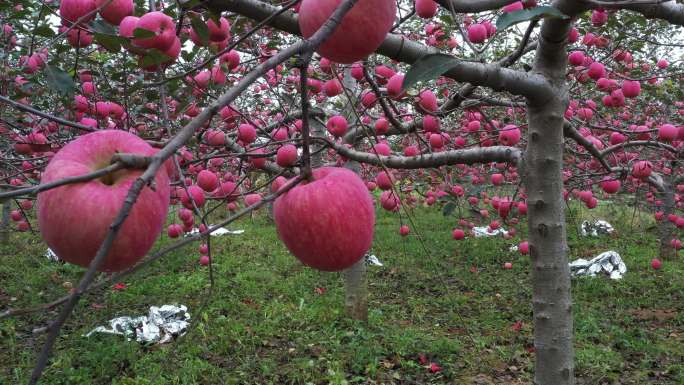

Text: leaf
xmin=94 ymin=33 xmax=127 ymax=52
xmin=401 ymin=53 xmax=459 ymax=91
xmin=496 ymin=6 xmax=568 ymax=31
xmin=140 ymin=49 xmax=172 ymax=67
xmin=189 ymin=13 xmax=209 ymax=46
xmin=133 ymin=28 xmax=156 ymax=39
xmin=90 ymin=19 xmax=116 ymax=35
xmin=443 ymin=202 xmax=456 ymax=217
xmin=44 ymin=65 xmax=76 ymax=95
xmin=33 ymin=25 xmax=55 ymax=37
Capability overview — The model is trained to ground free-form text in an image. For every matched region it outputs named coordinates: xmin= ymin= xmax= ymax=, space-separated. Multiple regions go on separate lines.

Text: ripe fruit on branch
xmin=273 ymin=167 xmax=375 ymax=271
xmin=37 ymin=130 xmax=170 ymax=272
xmin=298 ymin=0 xmax=396 ymax=64
xmin=60 ymin=0 xmax=97 ymax=27
xmin=97 ymin=0 xmax=133 ymax=26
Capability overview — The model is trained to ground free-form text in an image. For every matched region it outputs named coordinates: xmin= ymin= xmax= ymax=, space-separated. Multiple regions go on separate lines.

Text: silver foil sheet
xmin=84 ymin=304 xmax=190 ymax=345
xmin=569 ymin=250 xmax=626 ymax=279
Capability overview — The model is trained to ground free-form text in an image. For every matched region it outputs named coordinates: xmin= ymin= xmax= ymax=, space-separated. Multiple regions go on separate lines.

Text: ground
xmin=0 ymin=200 xmax=682 ymax=384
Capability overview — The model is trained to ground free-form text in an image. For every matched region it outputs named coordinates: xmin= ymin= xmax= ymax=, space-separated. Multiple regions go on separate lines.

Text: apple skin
xmin=60 ymin=0 xmax=97 ymax=26
xmin=273 ymin=167 xmax=375 ymax=272
xmin=97 ymin=0 xmax=133 ymax=26
xmin=37 ymin=130 xmax=170 ymax=272
xmin=298 ymin=0 xmax=396 ymax=64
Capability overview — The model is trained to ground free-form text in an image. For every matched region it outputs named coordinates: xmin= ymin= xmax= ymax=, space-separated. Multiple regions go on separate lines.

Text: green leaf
xmin=140 ymin=49 xmax=172 ymax=67
xmin=401 ymin=53 xmax=459 ymax=91
xmin=33 ymin=25 xmax=55 ymax=37
xmin=189 ymin=14 xmax=209 ymax=46
xmin=44 ymin=65 xmax=76 ymax=95
xmin=90 ymin=19 xmax=116 ymax=35
xmin=94 ymin=33 xmax=127 ymax=52
xmin=496 ymin=6 xmax=568 ymax=31
xmin=443 ymin=202 xmax=456 ymax=217
xmin=133 ymin=28 xmax=156 ymax=39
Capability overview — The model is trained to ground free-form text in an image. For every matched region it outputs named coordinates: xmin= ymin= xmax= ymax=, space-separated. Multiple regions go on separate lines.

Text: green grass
xmin=1 ymin=201 xmax=683 ymax=385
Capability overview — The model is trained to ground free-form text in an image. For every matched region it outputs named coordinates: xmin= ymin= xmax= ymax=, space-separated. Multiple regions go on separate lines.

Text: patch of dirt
xmin=628 ymin=308 xmax=677 ymax=322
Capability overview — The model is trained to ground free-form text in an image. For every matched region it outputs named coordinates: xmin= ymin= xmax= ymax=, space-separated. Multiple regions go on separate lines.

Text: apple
xmin=631 ymin=160 xmax=652 ymax=179
xmin=132 ymin=11 xmax=176 ymax=51
xmin=622 ymin=80 xmax=641 ymax=98
xmin=273 ymin=167 xmax=375 ymax=271
xmin=167 ymin=223 xmax=183 ymax=238
xmin=60 ymin=0 xmax=97 ymax=26
xmin=498 ymin=125 xmax=521 ymax=146
xmin=650 ymin=258 xmax=662 ymax=270
xmin=519 ymin=241 xmax=529 ymax=255
xmin=97 ymin=0 xmax=133 ymax=26
xmin=37 ymin=130 xmax=170 ymax=272
xmin=298 ymin=0 xmax=396 ymax=64
xmin=418 ymin=90 xmax=438 ymax=112
xmin=600 ymin=178 xmax=620 ymax=194
xmin=452 ymin=228 xmax=465 ymax=240
xmin=238 ymin=123 xmax=257 ymax=144
xmin=399 ymin=225 xmax=410 ymax=236
xmin=416 ymin=0 xmax=438 ymax=19
xmin=197 ymin=170 xmax=219 ymax=192
xmin=504 ymin=262 xmax=513 ymax=269
xmin=467 ymin=23 xmax=487 ymax=43
xmin=199 ymin=255 xmax=210 ymax=266
xmin=326 ymin=115 xmax=348 ymax=137
xmin=276 ymin=144 xmax=298 ymax=167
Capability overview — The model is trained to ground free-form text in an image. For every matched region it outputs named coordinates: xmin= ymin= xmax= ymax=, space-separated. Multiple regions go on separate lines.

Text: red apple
xmin=650 ymin=258 xmax=662 ymax=270
xmin=97 ymin=0 xmax=133 ymax=26
xmin=132 ymin=11 xmax=176 ymax=51
xmin=276 ymin=144 xmax=298 ymax=167
xmin=416 ymin=0 xmax=438 ymax=19
xmin=37 ymin=130 xmax=170 ymax=272
xmin=298 ymin=0 xmax=396 ymax=64
xmin=273 ymin=167 xmax=375 ymax=271
xmin=60 ymin=0 xmax=97 ymax=26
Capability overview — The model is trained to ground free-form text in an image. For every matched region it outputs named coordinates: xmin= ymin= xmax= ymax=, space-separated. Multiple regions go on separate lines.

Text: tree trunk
xmin=658 ymin=174 xmax=676 ymax=259
xmin=339 ymin=67 xmax=368 ymax=321
xmin=0 ymin=198 xmax=9 ymax=244
xmin=525 ymin=3 xmax=582 ymax=383
xmin=343 ymin=257 xmax=368 ymax=321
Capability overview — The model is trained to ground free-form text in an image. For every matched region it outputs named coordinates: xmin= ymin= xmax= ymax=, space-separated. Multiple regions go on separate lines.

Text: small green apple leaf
xmin=402 ymin=53 xmax=460 ymax=91
xmin=140 ymin=49 xmax=172 ymax=67
xmin=443 ymin=202 xmax=457 ymax=217
xmin=133 ymin=27 xmax=156 ymax=39
xmin=44 ymin=65 xmax=76 ymax=95
xmin=94 ymin=33 xmax=127 ymax=52
xmin=34 ymin=24 xmax=55 ymax=37
xmin=496 ymin=6 xmax=568 ymax=31
xmin=189 ymin=13 xmax=209 ymax=46
xmin=90 ymin=19 xmax=116 ymax=35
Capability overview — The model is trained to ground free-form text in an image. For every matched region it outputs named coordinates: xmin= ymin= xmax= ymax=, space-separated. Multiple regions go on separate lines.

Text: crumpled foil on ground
xmin=45 ymin=248 xmax=60 ymax=262
xmin=569 ymin=251 xmax=626 ymax=279
xmin=187 ymin=226 xmax=245 ymax=237
xmin=84 ymin=305 xmax=190 ymax=344
xmin=580 ymin=220 xmax=614 ymax=237
xmin=472 ymin=226 xmax=509 ymax=237
xmin=365 ymin=254 xmax=383 ymax=267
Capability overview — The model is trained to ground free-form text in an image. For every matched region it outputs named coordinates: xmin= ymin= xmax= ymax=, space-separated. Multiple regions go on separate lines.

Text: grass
xmin=0 ymin=199 xmax=682 ymax=385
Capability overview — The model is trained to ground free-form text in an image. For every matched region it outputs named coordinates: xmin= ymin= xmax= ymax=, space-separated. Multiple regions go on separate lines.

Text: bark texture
xmin=343 ymin=258 xmax=368 ymax=322
xmin=658 ymin=174 xmax=676 ymax=259
xmin=0 ymin=199 xmax=9 ymax=244
xmin=524 ymin=1 xmax=586 ymax=383
xmin=340 ymin=68 xmax=369 ymax=321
